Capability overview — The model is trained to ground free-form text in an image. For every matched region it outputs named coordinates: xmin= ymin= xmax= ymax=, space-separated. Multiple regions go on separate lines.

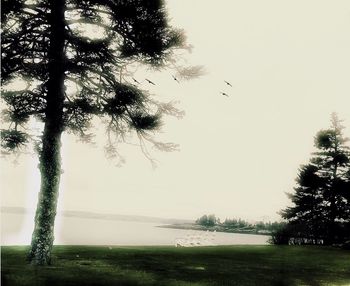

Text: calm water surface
xmin=1 ymin=213 xmax=270 ymax=245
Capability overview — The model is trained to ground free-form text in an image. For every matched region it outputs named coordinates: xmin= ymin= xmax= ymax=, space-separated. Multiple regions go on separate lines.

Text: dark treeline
xmin=195 ymin=214 xmax=284 ymax=234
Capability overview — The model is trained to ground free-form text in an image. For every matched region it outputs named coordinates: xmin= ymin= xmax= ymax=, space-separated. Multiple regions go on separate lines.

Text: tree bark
xmin=28 ymin=0 xmax=66 ymax=265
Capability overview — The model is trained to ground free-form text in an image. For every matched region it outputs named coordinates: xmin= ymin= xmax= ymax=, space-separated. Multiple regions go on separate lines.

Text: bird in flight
xmin=132 ymin=77 xmax=140 ymax=84
xmin=172 ymin=75 xmax=180 ymax=83
xmin=145 ymin=78 xmax=155 ymax=85
xmin=220 ymin=92 xmax=229 ymax=97
xmin=224 ymin=80 xmax=233 ymax=87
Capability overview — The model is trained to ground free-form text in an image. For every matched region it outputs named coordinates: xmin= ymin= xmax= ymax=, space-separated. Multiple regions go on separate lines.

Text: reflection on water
xmin=1 ymin=213 xmax=270 ymax=245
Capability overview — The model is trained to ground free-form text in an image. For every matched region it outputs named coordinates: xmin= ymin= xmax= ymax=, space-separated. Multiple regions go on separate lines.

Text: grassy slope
xmin=1 ymin=245 xmax=350 ymax=286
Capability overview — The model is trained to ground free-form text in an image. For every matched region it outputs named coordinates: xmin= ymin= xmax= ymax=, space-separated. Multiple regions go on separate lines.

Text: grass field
xmin=1 ymin=245 xmax=350 ymax=286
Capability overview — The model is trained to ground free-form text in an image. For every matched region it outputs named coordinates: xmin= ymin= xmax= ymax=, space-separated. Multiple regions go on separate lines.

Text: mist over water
xmin=1 ymin=213 xmax=269 ymax=246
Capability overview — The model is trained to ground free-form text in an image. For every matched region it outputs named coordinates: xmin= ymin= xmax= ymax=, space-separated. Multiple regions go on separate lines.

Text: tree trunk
xmin=28 ymin=127 xmax=63 ymax=265
xmin=28 ymin=0 xmax=66 ymax=265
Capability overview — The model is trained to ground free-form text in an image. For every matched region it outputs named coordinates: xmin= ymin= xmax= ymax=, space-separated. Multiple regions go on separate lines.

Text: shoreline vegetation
xmin=158 ymin=223 xmax=272 ymax=236
xmin=158 ymin=214 xmax=283 ymax=237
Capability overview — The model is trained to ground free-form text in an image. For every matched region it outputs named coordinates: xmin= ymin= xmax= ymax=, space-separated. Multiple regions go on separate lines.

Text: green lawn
xmin=1 ymin=245 xmax=350 ymax=286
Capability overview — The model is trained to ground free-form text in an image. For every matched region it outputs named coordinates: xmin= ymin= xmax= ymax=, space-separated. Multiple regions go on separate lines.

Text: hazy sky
xmin=2 ymin=0 xmax=350 ymax=224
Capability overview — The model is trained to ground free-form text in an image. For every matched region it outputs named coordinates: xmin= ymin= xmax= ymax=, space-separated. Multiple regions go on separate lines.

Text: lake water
xmin=1 ymin=213 xmax=270 ymax=246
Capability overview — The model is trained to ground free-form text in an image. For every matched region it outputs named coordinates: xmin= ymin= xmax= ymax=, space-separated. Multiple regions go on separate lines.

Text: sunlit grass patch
xmin=185 ymin=266 xmax=206 ymax=271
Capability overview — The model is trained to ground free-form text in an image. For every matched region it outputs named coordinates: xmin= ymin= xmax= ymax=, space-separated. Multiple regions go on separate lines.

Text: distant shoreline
xmin=2 ymin=207 xmax=272 ymax=236
xmin=1 ymin=206 xmax=193 ymax=225
xmin=158 ymin=223 xmax=272 ymax=236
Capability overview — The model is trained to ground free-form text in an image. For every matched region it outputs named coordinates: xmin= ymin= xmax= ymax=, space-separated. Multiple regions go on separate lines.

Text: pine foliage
xmin=281 ymin=113 xmax=350 ymax=244
xmin=1 ymin=0 xmax=185 ymax=158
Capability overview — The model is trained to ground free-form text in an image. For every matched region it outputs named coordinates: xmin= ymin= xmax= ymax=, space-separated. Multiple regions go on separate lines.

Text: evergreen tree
xmin=282 ymin=164 xmax=326 ymax=241
xmin=1 ymin=0 xmax=186 ymax=265
xmin=196 ymin=214 xmax=217 ymax=227
xmin=282 ymin=113 xmax=350 ymax=244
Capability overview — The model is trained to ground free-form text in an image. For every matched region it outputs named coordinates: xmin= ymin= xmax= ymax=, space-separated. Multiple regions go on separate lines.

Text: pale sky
xmin=1 ymin=0 xmax=350 ymax=224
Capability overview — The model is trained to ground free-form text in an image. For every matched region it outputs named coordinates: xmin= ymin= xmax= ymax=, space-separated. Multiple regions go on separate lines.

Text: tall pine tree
xmin=282 ymin=164 xmax=326 ymax=241
xmin=282 ymin=113 xmax=350 ymax=244
xmin=1 ymin=0 xmax=186 ymax=265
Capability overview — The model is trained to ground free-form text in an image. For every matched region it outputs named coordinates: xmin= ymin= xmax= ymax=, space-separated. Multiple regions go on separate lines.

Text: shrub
xmin=269 ymin=224 xmax=291 ymax=245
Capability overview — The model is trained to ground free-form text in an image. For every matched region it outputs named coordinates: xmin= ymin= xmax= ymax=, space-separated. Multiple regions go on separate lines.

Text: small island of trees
xmin=196 ymin=214 xmax=284 ymax=234
xmin=161 ymin=214 xmax=284 ymax=235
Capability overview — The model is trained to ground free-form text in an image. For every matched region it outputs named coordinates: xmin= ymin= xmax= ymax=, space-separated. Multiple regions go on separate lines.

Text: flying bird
xmin=132 ymin=77 xmax=140 ymax=84
xmin=224 ymin=80 xmax=233 ymax=87
xmin=145 ymin=78 xmax=155 ymax=85
xmin=172 ymin=75 xmax=180 ymax=83
xmin=220 ymin=92 xmax=229 ymax=97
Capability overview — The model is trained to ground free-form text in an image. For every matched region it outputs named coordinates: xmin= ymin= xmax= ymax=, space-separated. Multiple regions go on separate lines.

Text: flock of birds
xmin=131 ymin=76 xmax=233 ymax=97
xmin=221 ymin=80 xmax=233 ymax=97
